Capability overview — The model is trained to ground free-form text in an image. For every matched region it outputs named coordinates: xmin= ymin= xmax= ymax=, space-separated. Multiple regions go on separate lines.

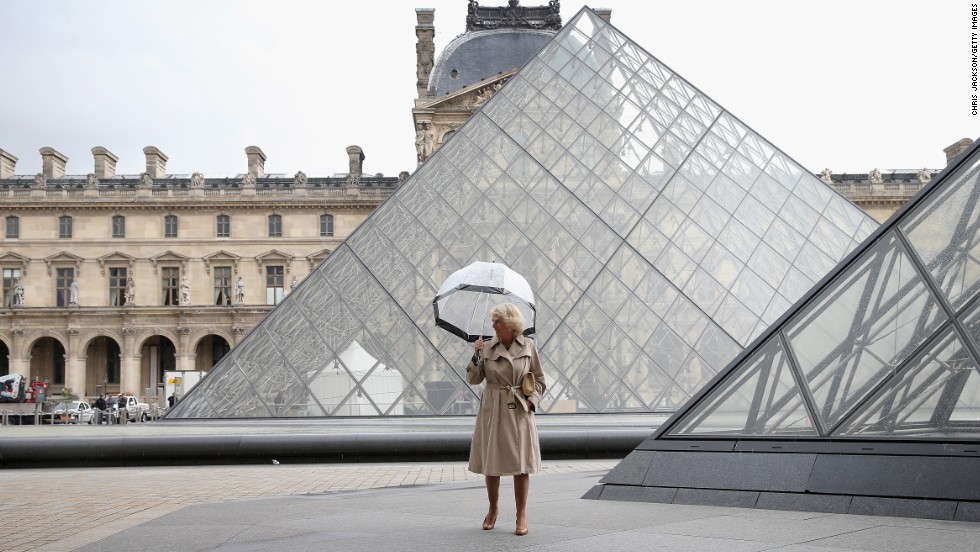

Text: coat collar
xmin=486 ymin=333 xmax=530 ymax=358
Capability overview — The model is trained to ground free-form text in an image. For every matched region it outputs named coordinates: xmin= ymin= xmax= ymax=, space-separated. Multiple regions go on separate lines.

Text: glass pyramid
xmin=662 ymin=139 xmax=980 ymax=439
xmin=168 ymin=8 xmax=875 ymax=419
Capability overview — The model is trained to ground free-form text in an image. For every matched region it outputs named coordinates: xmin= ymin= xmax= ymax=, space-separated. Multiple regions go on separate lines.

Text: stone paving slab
xmin=6 ymin=459 xmax=980 ymax=551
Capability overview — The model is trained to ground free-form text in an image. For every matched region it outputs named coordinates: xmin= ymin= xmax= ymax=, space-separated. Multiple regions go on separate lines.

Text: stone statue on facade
xmin=139 ymin=172 xmax=154 ymax=189
xmin=398 ymin=171 xmax=410 ymax=183
xmin=69 ymin=279 xmax=80 ymax=306
xmin=179 ymin=277 xmax=191 ymax=305
xmin=294 ymin=171 xmax=308 ymax=187
xmin=12 ymin=278 xmax=24 ymax=307
xmin=819 ymin=168 xmax=833 ymax=183
xmin=125 ymin=277 xmax=136 ymax=305
xmin=868 ymin=168 xmax=883 ymax=184
xmin=242 ymin=173 xmax=256 ymax=188
xmin=191 ymin=172 xmax=205 ymax=188
xmin=917 ymin=168 xmax=932 ymax=184
xmin=85 ymin=173 xmax=99 ymax=189
xmin=33 ymin=173 xmax=46 ymax=190
xmin=234 ymin=276 xmax=245 ymax=304
xmin=415 ymin=127 xmax=427 ymax=163
xmin=474 ymin=82 xmax=502 ymax=107
xmin=289 ymin=276 xmax=299 ymax=294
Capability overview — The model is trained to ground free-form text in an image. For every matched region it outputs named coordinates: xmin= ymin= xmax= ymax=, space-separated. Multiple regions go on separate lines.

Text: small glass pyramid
xmin=169 ymin=8 xmax=875 ymax=418
xmin=663 ymin=140 xmax=980 ymax=439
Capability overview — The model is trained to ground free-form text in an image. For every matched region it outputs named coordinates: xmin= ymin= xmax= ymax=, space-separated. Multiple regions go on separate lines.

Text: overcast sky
xmin=0 ymin=1 xmax=975 ymax=178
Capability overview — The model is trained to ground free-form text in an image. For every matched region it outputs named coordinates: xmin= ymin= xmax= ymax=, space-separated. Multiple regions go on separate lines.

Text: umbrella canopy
xmin=433 ymin=261 xmax=536 ymax=342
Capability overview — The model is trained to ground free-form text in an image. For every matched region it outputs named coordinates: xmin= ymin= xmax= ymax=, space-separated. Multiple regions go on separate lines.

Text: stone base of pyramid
xmin=583 ymin=439 xmax=980 ymax=522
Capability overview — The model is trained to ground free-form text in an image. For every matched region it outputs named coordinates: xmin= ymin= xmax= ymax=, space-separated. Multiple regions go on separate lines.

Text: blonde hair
xmin=490 ymin=302 xmax=525 ymax=335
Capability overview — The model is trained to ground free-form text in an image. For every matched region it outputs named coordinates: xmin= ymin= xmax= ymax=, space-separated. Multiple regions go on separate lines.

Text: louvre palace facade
xmin=0 ymin=144 xmax=403 ymax=402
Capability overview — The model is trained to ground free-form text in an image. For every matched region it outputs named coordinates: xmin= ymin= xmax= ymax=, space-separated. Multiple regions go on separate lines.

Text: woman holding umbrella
xmin=466 ymin=302 xmax=546 ymax=536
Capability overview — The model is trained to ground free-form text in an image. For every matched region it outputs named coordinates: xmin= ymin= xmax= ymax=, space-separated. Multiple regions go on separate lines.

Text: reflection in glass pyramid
xmin=168 ymin=8 xmax=875 ymax=418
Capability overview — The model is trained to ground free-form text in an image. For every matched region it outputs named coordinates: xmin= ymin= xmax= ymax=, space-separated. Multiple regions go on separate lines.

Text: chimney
xmin=39 ymin=147 xmax=68 ymax=179
xmin=91 ymin=146 xmax=118 ymax=179
xmin=143 ymin=146 xmax=168 ymax=178
xmin=346 ymin=145 xmax=364 ymax=179
xmin=944 ymin=138 xmax=974 ymax=165
xmin=594 ymin=8 xmax=612 ymax=22
xmin=0 ymin=148 xmax=17 ymax=179
xmin=245 ymin=146 xmax=266 ymax=178
xmin=416 ymin=9 xmax=435 ymax=99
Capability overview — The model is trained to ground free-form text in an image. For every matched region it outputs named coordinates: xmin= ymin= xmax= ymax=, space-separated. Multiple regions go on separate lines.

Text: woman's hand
xmin=474 ymin=337 xmax=484 ymax=353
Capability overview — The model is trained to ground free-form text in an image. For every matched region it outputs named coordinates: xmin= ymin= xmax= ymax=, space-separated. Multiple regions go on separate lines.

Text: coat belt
xmin=485 ymin=382 xmax=530 ymax=412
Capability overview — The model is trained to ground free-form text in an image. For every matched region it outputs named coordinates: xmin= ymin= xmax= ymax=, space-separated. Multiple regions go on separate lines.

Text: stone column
xmin=120 ymin=327 xmax=140 ymax=396
xmin=65 ymin=328 xmax=86 ymax=399
xmin=177 ymin=326 xmax=193 ymax=371
xmin=9 ymin=329 xmax=29 ymax=380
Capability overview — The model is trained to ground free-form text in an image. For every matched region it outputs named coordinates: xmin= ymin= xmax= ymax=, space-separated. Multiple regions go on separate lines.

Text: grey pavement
xmin=10 ymin=462 xmax=979 ymax=552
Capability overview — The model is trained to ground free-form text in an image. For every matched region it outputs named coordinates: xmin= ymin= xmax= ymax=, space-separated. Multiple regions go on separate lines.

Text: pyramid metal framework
xmin=168 ymin=8 xmax=875 ymax=419
xmin=591 ymin=140 xmax=980 ymax=520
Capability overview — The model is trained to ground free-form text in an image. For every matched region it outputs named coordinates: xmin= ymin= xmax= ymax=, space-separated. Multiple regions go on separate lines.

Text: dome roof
xmin=428 ymin=28 xmax=555 ymax=97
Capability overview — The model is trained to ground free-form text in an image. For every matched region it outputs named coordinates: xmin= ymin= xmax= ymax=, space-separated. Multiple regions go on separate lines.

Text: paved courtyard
xmin=3 ymin=459 xmax=980 ymax=552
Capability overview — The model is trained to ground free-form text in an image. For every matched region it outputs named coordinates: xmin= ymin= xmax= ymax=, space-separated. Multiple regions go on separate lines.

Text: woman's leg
xmin=514 ymin=473 xmax=529 ymax=535
xmin=483 ymin=475 xmax=500 ymax=529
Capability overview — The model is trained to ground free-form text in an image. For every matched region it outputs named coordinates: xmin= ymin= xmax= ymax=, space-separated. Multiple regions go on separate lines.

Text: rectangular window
xmin=109 ymin=267 xmax=127 ymax=306
xmin=112 ymin=215 xmax=125 ymax=238
xmin=214 ymin=267 xmax=232 ymax=305
xmin=320 ymin=214 xmax=334 ymax=237
xmin=265 ymin=266 xmax=284 ymax=305
xmin=162 ymin=267 xmax=180 ymax=306
xmin=2 ymin=268 xmax=21 ymax=308
xmin=217 ymin=215 xmax=230 ymax=238
xmin=164 ymin=215 xmax=178 ymax=238
xmin=59 ymin=216 xmax=72 ymax=239
xmin=6 ymin=216 xmax=19 ymax=238
xmin=268 ymin=215 xmax=282 ymax=238
xmin=56 ymin=268 xmax=74 ymax=307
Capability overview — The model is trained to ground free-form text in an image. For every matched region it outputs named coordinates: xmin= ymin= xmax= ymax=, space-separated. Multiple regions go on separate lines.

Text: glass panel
xmin=901 ymin=154 xmax=980 ymax=310
xmin=838 ymin=328 xmax=980 ymax=438
xmin=786 ymin=232 xmax=948 ymax=428
xmin=669 ymin=337 xmax=818 ymax=436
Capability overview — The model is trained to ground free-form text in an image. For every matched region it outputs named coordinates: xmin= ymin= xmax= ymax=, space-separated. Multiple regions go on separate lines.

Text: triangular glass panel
xmin=668 ymin=336 xmax=818 ymax=436
xmin=836 ymin=327 xmax=980 ymax=438
xmin=170 ymin=8 xmax=876 ymax=418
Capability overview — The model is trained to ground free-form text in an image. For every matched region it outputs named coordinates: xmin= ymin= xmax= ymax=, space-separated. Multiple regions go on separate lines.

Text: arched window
xmin=5 ymin=216 xmax=19 ymax=238
xmin=59 ymin=215 xmax=72 ymax=239
xmin=164 ymin=215 xmax=178 ymax=238
xmin=320 ymin=214 xmax=334 ymax=237
xmin=216 ymin=214 xmax=230 ymax=238
xmin=268 ymin=214 xmax=282 ymax=238
xmin=111 ymin=215 xmax=125 ymax=238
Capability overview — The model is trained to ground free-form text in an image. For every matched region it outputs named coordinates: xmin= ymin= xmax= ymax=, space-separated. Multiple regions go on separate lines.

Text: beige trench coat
xmin=466 ymin=334 xmax=546 ymax=476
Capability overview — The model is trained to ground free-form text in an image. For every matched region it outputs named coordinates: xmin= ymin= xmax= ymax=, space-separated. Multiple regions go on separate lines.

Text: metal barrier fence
xmin=0 ymin=406 xmax=165 ymax=426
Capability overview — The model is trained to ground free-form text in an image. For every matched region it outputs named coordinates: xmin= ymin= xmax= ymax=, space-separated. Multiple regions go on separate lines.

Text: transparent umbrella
xmin=432 ymin=261 xmax=535 ymax=342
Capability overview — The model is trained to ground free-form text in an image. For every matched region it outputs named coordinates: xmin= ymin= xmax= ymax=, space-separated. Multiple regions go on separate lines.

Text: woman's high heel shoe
xmin=515 ymin=517 xmax=528 ymax=536
xmin=482 ymin=510 xmax=498 ymax=530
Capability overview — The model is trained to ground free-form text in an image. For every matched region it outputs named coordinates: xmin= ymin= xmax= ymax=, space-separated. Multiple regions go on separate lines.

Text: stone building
xmin=412 ymin=1 xmax=611 ymax=165
xmin=0 ymin=145 xmax=403 ymax=402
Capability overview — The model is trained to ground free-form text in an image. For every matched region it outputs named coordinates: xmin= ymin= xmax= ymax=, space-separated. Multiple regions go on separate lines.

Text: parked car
xmin=43 ymin=401 xmax=96 ymax=424
xmin=105 ymin=395 xmax=150 ymax=423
